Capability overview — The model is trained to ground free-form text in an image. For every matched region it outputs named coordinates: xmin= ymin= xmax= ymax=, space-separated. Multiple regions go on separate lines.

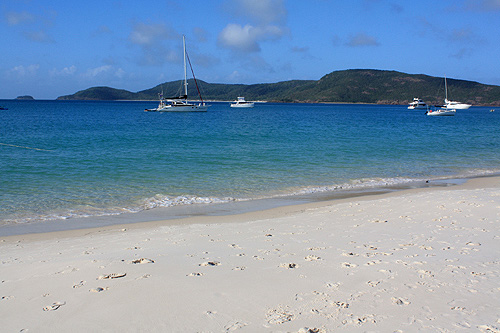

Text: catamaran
xmin=145 ymin=35 xmax=209 ymax=112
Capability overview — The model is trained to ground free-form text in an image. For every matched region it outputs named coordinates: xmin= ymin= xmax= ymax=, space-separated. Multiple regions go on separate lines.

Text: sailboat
xmin=146 ymin=35 xmax=209 ymax=112
xmin=426 ymin=106 xmax=456 ymax=116
xmin=444 ymin=75 xmax=471 ymax=110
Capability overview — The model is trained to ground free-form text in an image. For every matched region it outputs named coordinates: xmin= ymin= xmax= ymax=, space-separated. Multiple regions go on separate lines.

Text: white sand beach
xmin=1 ymin=177 xmax=499 ymax=332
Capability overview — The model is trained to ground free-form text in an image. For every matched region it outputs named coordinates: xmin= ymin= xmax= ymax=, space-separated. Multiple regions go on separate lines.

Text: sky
xmin=1 ymin=0 xmax=500 ymax=99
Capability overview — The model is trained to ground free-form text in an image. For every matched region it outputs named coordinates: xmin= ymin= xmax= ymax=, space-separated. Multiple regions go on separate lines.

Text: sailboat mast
xmin=183 ymin=35 xmax=188 ymax=99
xmin=444 ymin=75 xmax=448 ymax=101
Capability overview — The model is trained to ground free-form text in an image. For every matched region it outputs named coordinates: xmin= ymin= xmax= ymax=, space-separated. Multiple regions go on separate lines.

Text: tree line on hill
xmin=56 ymin=69 xmax=500 ymax=106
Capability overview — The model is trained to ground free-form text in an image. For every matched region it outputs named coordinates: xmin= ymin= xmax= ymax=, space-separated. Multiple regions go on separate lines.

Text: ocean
xmin=1 ymin=100 xmax=499 ymax=235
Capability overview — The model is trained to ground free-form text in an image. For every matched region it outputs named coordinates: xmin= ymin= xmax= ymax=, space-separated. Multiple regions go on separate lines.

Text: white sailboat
xmin=146 ymin=35 xmax=209 ymax=112
xmin=444 ymin=75 xmax=471 ymax=110
xmin=426 ymin=106 xmax=456 ymax=116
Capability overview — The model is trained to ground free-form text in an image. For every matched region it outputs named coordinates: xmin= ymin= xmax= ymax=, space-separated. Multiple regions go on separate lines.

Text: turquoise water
xmin=1 ymin=100 xmax=499 ymax=230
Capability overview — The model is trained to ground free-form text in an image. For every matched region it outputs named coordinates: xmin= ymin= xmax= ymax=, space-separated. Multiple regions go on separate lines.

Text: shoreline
xmin=1 ymin=175 xmax=497 ymax=241
xmin=0 ymin=175 xmax=484 ymax=238
xmin=1 ymin=176 xmax=499 ymax=331
xmin=3 ymin=99 xmax=500 ymax=107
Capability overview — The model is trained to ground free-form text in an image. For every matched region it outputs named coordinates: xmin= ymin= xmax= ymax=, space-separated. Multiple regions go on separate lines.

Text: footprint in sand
xmin=224 ymin=321 xmax=248 ymax=331
xmin=266 ymin=305 xmax=295 ymax=325
xmin=72 ymin=280 xmax=86 ymax=288
xmin=392 ymin=297 xmax=411 ymax=306
xmin=333 ymin=301 xmax=349 ymax=308
xmin=43 ymin=301 xmax=66 ymax=311
xmin=131 ymin=258 xmax=154 ymax=264
xmin=367 ymin=280 xmax=381 ymax=287
xmin=97 ymin=273 xmax=126 ymax=280
xmin=200 ymin=261 xmax=221 ymax=267
xmin=298 ymin=327 xmax=326 ymax=333
xmin=341 ymin=262 xmax=357 ymax=268
xmin=232 ymin=266 xmax=246 ymax=271
xmin=305 ymin=255 xmax=321 ymax=261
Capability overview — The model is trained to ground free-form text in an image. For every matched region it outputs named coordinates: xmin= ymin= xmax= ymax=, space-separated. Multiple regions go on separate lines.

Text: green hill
xmin=56 ymin=69 xmax=500 ymax=106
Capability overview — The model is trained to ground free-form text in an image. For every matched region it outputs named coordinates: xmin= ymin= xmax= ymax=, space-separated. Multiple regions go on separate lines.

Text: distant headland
xmin=16 ymin=95 xmax=35 ymax=100
xmin=56 ymin=69 xmax=500 ymax=106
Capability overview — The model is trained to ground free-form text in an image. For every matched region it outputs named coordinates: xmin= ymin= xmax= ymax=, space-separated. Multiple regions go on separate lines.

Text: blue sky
xmin=2 ymin=0 xmax=500 ymax=99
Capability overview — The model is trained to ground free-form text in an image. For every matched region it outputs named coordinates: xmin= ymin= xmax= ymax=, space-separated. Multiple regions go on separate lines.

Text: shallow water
xmin=1 ymin=100 xmax=499 ymax=230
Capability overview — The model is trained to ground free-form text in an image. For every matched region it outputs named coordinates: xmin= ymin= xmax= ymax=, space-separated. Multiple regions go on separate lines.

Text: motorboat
xmin=230 ymin=97 xmax=254 ymax=108
xmin=408 ymin=98 xmax=427 ymax=109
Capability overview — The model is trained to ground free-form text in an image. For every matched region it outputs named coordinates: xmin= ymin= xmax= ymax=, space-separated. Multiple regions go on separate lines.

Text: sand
xmin=1 ymin=177 xmax=499 ymax=332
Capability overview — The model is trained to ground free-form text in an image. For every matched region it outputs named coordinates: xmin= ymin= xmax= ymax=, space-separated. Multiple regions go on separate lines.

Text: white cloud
xmin=227 ymin=70 xmax=242 ymax=82
xmin=218 ymin=0 xmax=287 ymax=53
xmin=81 ymin=65 xmax=126 ymax=80
xmin=115 ymin=68 xmax=126 ymax=79
xmin=50 ymin=65 xmax=77 ymax=76
xmin=218 ymin=23 xmax=285 ymax=52
xmin=8 ymin=64 xmax=40 ymax=78
xmin=6 ymin=11 xmax=34 ymax=26
xmin=84 ymin=65 xmax=112 ymax=78
xmin=218 ymin=24 xmax=260 ymax=52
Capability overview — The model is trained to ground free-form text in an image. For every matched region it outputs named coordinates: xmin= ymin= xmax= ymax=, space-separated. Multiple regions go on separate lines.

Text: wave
xmin=2 ymin=168 xmax=499 ymax=227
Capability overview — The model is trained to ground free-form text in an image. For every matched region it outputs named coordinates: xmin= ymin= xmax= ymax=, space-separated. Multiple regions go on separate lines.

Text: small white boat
xmin=443 ymin=76 xmax=471 ymax=110
xmin=145 ymin=93 xmax=168 ymax=112
xmin=408 ymin=98 xmax=427 ymax=109
xmin=426 ymin=106 xmax=456 ymax=116
xmin=230 ymin=97 xmax=254 ymax=108
xmin=145 ymin=35 xmax=209 ymax=112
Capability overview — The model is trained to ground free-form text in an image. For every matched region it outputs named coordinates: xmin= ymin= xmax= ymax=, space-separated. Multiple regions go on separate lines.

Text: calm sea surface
xmin=1 ymin=100 xmax=499 ymax=233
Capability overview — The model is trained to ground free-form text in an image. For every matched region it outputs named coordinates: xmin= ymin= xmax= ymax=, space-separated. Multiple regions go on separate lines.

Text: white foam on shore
xmin=2 ymin=169 xmax=499 ymax=228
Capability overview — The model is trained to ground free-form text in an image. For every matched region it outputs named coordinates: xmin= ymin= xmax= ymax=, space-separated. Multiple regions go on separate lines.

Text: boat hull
xmin=446 ymin=103 xmax=471 ymax=110
xmin=230 ymin=103 xmax=254 ymax=108
xmin=158 ymin=104 xmax=209 ymax=112
xmin=427 ymin=109 xmax=456 ymax=116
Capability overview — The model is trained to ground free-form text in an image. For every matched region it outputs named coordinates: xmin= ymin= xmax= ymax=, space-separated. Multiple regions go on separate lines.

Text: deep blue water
xmin=1 ymin=100 xmax=499 ymax=228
